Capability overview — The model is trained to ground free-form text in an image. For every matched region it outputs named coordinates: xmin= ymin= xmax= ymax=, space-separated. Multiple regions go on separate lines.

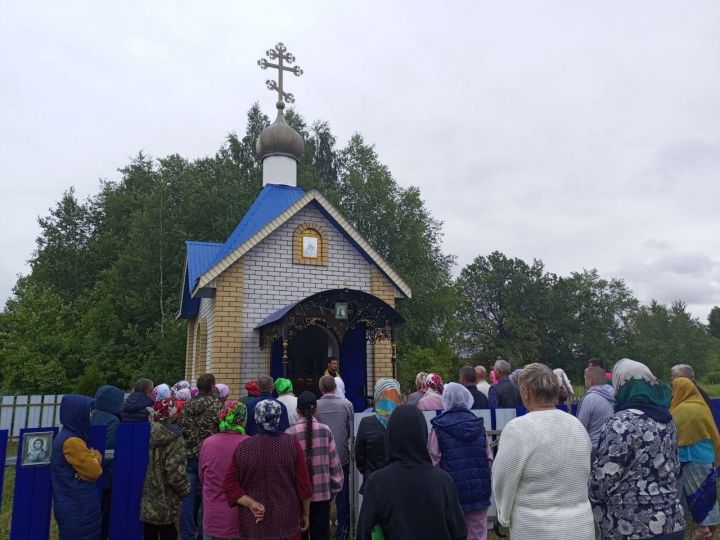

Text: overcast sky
xmin=1 ymin=1 xmax=719 ymax=320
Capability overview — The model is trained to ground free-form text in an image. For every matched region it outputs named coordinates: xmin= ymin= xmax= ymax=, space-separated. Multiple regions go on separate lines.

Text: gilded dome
xmin=256 ymin=108 xmax=304 ymax=162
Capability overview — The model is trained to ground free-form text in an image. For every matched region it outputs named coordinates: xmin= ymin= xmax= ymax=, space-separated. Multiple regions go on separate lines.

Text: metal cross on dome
xmin=258 ymin=42 xmax=303 ymax=108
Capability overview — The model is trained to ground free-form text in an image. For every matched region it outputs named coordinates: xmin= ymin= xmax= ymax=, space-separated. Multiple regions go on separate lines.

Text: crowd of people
xmin=48 ymin=355 xmax=720 ymax=540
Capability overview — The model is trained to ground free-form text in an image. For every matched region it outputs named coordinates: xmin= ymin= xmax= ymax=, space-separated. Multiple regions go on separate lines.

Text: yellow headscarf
xmin=670 ymin=377 xmax=720 ymax=464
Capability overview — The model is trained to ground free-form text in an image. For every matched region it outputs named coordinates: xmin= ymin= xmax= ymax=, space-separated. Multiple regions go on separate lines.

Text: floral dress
xmin=589 ymin=409 xmax=685 ymax=539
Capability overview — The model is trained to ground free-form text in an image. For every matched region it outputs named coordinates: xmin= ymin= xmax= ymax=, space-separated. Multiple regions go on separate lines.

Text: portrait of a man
xmin=22 ymin=431 xmax=53 ymax=466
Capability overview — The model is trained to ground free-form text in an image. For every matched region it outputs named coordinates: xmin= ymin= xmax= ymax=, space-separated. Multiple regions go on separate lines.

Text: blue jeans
xmin=180 ymin=457 xmax=200 ymax=540
xmin=336 ymin=463 xmax=350 ymax=540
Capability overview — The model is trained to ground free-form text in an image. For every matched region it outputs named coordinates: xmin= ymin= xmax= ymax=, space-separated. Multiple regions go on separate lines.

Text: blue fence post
xmin=0 ymin=429 xmax=7 ymax=515
xmin=90 ymin=425 xmax=107 ymax=503
xmin=109 ymin=422 xmax=150 ymax=540
xmin=10 ymin=427 xmax=59 ymax=540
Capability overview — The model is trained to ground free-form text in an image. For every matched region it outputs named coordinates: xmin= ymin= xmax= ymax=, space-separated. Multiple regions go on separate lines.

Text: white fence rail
xmin=0 ymin=395 xmax=64 ymax=437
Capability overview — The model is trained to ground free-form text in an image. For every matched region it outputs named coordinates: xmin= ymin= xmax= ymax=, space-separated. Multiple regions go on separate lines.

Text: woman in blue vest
xmin=428 ymin=382 xmax=491 ymax=540
xmin=51 ymin=394 xmax=103 ymax=540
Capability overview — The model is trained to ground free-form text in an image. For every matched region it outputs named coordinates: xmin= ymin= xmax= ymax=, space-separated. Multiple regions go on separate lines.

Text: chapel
xmin=177 ymin=44 xmax=411 ymax=410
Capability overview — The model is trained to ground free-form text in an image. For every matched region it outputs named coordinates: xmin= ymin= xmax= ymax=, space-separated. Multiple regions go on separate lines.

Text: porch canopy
xmin=256 ymin=288 xmax=405 ymax=346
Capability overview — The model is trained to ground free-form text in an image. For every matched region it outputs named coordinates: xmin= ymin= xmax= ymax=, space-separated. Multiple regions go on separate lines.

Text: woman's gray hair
xmin=518 ymin=363 xmax=560 ymax=403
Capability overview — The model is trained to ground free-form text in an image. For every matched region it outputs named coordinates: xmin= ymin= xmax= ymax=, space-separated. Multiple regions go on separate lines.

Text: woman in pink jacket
xmin=200 ymin=401 xmax=249 ymax=540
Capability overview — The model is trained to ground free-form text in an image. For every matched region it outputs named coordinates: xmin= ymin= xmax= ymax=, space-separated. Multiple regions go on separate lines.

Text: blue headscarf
xmin=60 ymin=394 xmax=95 ymax=442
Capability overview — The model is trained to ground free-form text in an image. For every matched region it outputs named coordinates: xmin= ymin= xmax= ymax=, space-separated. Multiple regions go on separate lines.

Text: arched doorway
xmin=283 ymin=325 xmax=339 ymax=397
xmin=260 ymin=289 xmax=404 ymax=411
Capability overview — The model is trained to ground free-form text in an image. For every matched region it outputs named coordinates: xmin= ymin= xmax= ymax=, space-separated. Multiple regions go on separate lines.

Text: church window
xmin=294 ymin=223 xmax=327 ymax=265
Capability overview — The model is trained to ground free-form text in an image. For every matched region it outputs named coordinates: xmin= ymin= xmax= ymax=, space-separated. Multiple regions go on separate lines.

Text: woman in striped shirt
xmin=287 ymin=391 xmax=344 ymax=540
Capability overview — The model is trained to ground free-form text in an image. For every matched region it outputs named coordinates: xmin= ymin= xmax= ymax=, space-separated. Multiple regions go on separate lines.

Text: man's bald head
xmin=584 ymin=366 xmax=607 ymax=387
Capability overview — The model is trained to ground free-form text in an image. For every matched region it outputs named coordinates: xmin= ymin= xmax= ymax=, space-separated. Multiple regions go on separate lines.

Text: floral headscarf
xmin=153 ymin=383 xmax=171 ymax=401
xmin=254 ymin=399 xmax=282 ymax=435
xmin=172 ymin=380 xmax=190 ymax=395
xmin=275 ymin=378 xmax=293 ymax=395
xmin=509 ymin=369 xmax=523 ymax=385
xmin=426 ymin=373 xmax=444 ymax=395
xmin=190 ymin=387 xmax=199 ymax=398
xmin=374 ymin=378 xmax=402 ymax=428
xmin=245 ymin=380 xmax=260 ymax=397
xmin=151 ymin=397 xmax=178 ymax=422
xmin=175 ymin=388 xmax=191 ymax=401
xmin=218 ymin=401 xmax=248 ymax=434
xmin=215 ymin=383 xmax=230 ymax=402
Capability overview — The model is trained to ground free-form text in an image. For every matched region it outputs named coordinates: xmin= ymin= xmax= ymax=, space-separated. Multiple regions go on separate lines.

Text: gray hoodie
xmin=577 ymin=384 xmax=615 ymax=450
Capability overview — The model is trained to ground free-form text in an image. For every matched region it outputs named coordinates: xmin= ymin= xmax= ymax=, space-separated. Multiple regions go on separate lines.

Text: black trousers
xmin=301 ymin=499 xmax=331 ymax=540
xmin=142 ymin=521 xmax=177 ymax=540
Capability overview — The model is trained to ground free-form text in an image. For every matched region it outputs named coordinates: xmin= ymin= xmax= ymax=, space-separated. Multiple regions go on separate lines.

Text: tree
xmin=622 ymin=301 xmax=720 ymax=379
xmin=454 ymin=251 xmax=551 ymax=365
xmin=709 ymin=306 xmax=720 ymax=339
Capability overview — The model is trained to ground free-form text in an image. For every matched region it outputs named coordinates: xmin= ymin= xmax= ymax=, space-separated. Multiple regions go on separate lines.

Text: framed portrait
xmin=22 ymin=431 xmax=53 ymax=467
xmin=335 ymin=302 xmax=348 ymax=320
xmin=302 ymin=235 xmax=319 ymax=258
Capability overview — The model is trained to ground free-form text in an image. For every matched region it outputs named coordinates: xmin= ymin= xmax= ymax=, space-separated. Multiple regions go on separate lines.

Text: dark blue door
xmin=340 ymin=325 xmax=368 ymax=412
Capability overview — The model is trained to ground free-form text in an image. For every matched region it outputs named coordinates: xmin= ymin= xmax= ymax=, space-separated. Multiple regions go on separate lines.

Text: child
xmin=51 ymin=394 xmax=103 ymax=540
xmin=140 ymin=398 xmax=191 ymax=540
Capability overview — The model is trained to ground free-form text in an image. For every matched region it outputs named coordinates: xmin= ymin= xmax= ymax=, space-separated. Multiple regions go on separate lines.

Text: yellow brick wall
xmin=184 ymin=317 xmax=196 ymax=381
xmin=370 ymin=267 xmax=397 ymax=383
xmin=196 ymin=318 xmax=208 ymax=378
xmin=210 ymin=260 xmax=243 ymax=399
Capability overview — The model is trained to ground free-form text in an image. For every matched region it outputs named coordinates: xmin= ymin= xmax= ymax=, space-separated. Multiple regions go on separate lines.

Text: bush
xmin=702 ymin=371 xmax=720 ymax=385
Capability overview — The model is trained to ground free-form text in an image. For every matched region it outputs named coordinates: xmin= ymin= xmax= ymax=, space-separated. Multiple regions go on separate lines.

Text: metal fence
xmin=0 ymin=395 xmax=64 ymax=438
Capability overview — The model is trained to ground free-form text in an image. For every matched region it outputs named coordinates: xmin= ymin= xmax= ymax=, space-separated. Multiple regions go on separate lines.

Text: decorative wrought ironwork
xmin=258 ymin=42 xmax=303 ymax=107
xmin=258 ymin=289 xmax=404 ymax=348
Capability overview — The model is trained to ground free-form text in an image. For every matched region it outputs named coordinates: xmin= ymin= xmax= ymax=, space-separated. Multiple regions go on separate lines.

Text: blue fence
xmin=3 ymin=400 xmax=720 ymax=539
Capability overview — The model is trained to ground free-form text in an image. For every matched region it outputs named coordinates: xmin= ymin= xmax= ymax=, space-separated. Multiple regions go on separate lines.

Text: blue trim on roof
xmin=205 ymin=184 xmax=306 ymax=273
xmin=256 ymin=302 xmax=299 ymax=328
xmin=179 ymin=270 xmax=200 ymax=319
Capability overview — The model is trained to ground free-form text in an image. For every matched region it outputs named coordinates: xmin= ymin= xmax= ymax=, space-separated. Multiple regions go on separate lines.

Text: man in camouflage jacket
xmin=178 ymin=374 xmax=223 ymax=540
xmin=140 ymin=398 xmax=191 ymax=536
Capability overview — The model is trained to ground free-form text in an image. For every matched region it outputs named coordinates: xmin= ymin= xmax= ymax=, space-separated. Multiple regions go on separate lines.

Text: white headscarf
xmin=442 ymin=382 xmax=474 ymax=411
xmin=153 ymin=383 xmax=171 ymax=400
xmin=612 ymin=358 xmax=657 ymax=390
xmin=334 ymin=377 xmax=346 ymax=399
xmin=553 ymin=368 xmax=574 ymax=397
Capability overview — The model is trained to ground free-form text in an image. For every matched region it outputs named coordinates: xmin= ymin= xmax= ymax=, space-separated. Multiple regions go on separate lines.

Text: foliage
xmin=709 ymin=306 xmax=720 ymax=339
xmin=397 ymin=341 xmax=461 ymax=394
xmin=621 ymin=301 xmax=720 ymax=380
xmin=0 ymin=104 xmax=453 ymax=393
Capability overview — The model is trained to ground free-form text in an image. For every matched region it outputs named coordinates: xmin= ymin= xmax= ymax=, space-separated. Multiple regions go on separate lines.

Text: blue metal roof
xmin=179 ymin=185 xmax=307 ymax=318
xmin=206 ymin=184 xmax=306 ymax=273
xmin=186 ymin=241 xmax=224 ymax=290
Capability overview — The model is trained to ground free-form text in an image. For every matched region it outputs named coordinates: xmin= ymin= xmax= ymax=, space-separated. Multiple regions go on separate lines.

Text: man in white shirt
xmin=475 ymin=365 xmax=491 ymax=398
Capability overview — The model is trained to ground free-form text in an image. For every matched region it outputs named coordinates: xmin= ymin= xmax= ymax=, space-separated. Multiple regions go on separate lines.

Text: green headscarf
xmin=275 ymin=378 xmax=293 ymax=395
xmin=613 ymin=358 xmax=671 ymax=411
xmin=218 ymin=401 xmax=247 ymax=433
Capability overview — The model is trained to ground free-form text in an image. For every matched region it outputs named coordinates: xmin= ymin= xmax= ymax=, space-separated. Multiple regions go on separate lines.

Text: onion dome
xmin=256 ymin=104 xmax=304 ymax=162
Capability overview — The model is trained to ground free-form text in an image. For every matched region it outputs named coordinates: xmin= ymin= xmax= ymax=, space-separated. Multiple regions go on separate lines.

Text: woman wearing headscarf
xmin=357 ymin=405 xmax=467 ymax=540
xmin=215 ymin=383 xmax=231 ymax=404
xmin=174 ymin=387 xmax=191 ymax=414
xmin=276 ymin=377 xmax=299 ymax=426
xmin=553 ymin=368 xmax=574 ymax=404
xmin=589 ymin=359 xmax=685 ymax=540
xmin=354 ymin=378 xmax=402 ymax=494
xmin=200 ymin=401 xmax=249 ymax=540
xmin=671 ymin=377 xmax=720 ymax=539
xmin=140 ymin=398 xmax=191 ymax=540
xmin=428 ymin=383 xmax=491 ymax=540
xmin=153 ymin=383 xmax=172 ymax=401
xmin=223 ymin=400 xmax=312 ymax=539
xmin=417 ymin=373 xmax=444 ymax=411
xmin=51 ymin=394 xmax=103 ymax=540
xmin=493 ymin=363 xmax=594 ymax=540
xmin=287 ymin=392 xmax=343 ymax=540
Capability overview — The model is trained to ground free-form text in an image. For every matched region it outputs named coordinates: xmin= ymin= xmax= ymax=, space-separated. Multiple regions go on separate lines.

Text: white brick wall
xmin=239 ymin=204 xmax=373 ymax=381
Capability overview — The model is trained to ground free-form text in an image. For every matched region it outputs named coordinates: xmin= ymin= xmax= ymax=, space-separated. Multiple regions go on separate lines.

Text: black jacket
xmin=464 ymin=384 xmax=490 ymax=409
xmin=356 ymin=406 xmax=466 ymax=540
xmin=120 ymin=392 xmax=154 ymax=423
xmin=354 ymin=415 xmax=388 ymax=494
